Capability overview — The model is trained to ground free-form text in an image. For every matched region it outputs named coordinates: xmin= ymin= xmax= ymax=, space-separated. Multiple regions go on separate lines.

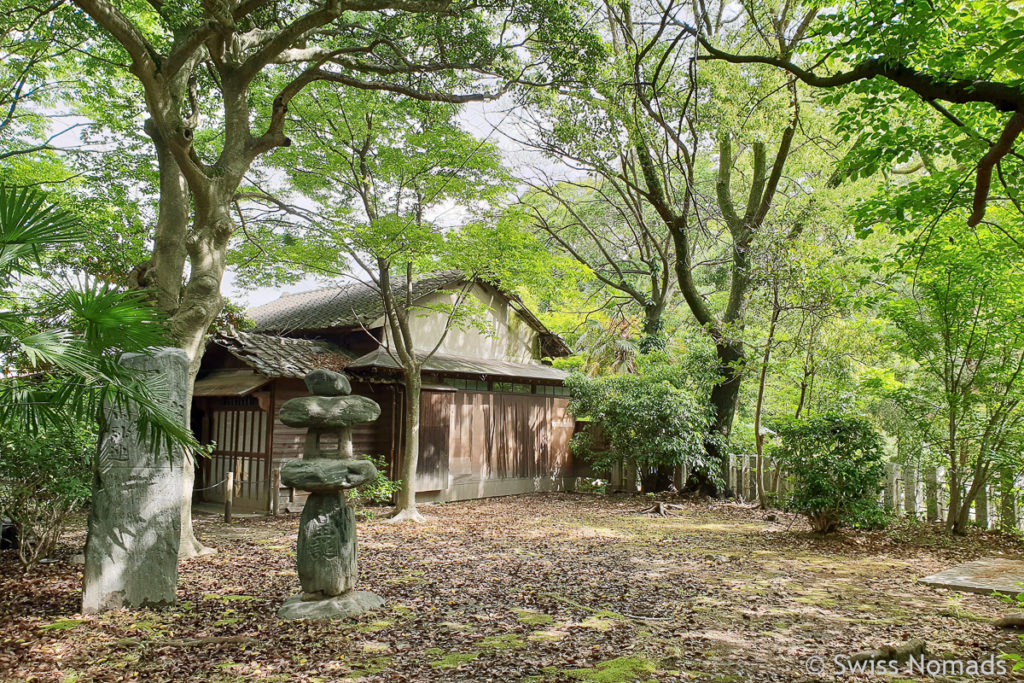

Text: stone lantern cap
xmin=278 ymin=368 xmax=381 ymax=429
xmin=304 ymin=369 xmax=352 ymax=396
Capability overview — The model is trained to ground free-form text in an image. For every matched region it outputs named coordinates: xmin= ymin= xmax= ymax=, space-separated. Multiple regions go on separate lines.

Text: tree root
xmin=386 ymin=508 xmax=426 ymax=524
xmin=638 ymin=502 xmax=685 ymax=516
xmin=996 ymin=613 xmax=1024 ymax=628
xmin=178 ymin=532 xmax=216 ymax=560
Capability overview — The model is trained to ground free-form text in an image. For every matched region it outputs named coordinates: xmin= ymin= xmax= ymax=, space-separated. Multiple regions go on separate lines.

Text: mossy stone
xmin=279 ymin=395 xmax=381 ymax=429
xmin=304 ymin=369 xmax=351 ymax=396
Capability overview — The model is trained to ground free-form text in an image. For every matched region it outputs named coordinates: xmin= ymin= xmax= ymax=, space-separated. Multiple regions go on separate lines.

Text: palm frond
xmin=0 ymin=186 xmax=197 ymax=457
xmin=61 ymin=279 xmax=168 ymax=353
xmin=0 ymin=185 xmax=77 ymax=277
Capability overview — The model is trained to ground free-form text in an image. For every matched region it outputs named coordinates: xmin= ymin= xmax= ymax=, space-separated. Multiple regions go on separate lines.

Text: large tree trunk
xmin=390 ymin=367 xmax=425 ymax=523
xmin=174 ymin=197 xmax=233 ymax=555
xmin=943 ymin=419 xmax=970 ymax=535
xmin=639 ymin=303 xmax=667 ymax=353
xmin=944 ymin=444 xmax=973 ymax=534
xmin=144 ymin=165 xmax=235 ymax=557
xmin=140 ymin=122 xmax=190 ymax=308
xmin=1000 ymin=467 xmax=1019 ymax=532
xmin=639 ymin=302 xmax=670 ymax=486
xmin=697 ymin=341 xmax=745 ymax=496
xmin=133 ymin=130 xmax=217 ymax=559
xmin=948 ymin=460 xmax=991 ymax=535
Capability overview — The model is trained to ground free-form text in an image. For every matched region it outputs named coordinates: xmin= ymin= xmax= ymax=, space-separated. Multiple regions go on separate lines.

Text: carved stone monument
xmin=82 ymin=348 xmax=188 ymax=614
xmin=278 ymin=369 xmax=385 ymax=620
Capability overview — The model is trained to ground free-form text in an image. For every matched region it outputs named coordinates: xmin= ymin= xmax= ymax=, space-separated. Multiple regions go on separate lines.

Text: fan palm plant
xmin=0 ymin=185 xmax=194 ymax=452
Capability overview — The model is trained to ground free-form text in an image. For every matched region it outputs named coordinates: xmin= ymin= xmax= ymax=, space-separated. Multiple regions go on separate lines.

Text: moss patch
xmin=356 ymin=619 xmax=392 ymax=633
xmin=580 ymin=614 xmax=617 ymax=631
xmin=557 ymin=656 xmax=659 ymax=682
xmin=390 ymin=604 xmax=414 ymax=618
xmin=516 ymin=609 xmax=555 ymax=625
xmin=441 ymin=621 xmax=476 ymax=633
xmin=939 ymin=601 xmax=990 ymax=623
xmin=349 ymin=656 xmax=390 ymax=678
xmin=429 ymin=652 xmax=479 ymax=669
xmin=384 ymin=571 xmax=426 ymax=586
xmin=40 ymin=619 xmax=86 ymax=631
xmin=529 ymin=628 xmax=568 ymax=642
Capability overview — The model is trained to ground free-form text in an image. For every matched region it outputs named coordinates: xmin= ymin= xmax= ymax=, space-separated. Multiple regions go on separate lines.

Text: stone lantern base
xmin=278 ymin=590 xmax=384 ymax=620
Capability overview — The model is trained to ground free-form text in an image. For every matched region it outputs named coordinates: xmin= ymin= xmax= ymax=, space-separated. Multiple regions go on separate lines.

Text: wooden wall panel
xmin=270 ymin=379 xmax=307 ymax=462
xmin=448 ymin=390 xmax=574 ymax=486
xmin=417 ymin=391 xmax=451 ymax=491
xmin=270 ymin=379 xmax=393 ymax=463
xmin=549 ymin=397 xmax=573 ymax=471
xmin=259 ymin=379 xmax=574 ymax=505
xmin=472 ymin=393 xmax=487 ymax=475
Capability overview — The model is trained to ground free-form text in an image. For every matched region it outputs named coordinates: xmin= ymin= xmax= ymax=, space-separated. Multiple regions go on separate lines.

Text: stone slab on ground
xmin=278 ymin=590 xmax=384 ymax=620
xmin=919 ymin=557 xmax=1024 ymax=596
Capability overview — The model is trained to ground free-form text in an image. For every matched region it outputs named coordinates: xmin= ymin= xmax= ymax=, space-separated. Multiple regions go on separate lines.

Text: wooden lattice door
xmin=207 ymin=398 xmax=270 ymax=509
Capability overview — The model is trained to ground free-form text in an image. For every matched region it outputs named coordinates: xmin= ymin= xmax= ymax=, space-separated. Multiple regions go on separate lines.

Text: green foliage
xmin=0 ymin=185 xmax=195 ymax=453
xmin=844 ymin=498 xmax=894 ymax=531
xmin=0 ymin=420 xmax=94 ymax=571
xmin=573 ymin=478 xmax=608 ymax=494
xmin=567 ymin=352 xmax=720 ymax=478
xmin=874 ymin=214 xmax=1024 ymax=532
xmin=231 ymin=86 xmax=526 ymax=292
xmin=348 ymin=455 xmax=402 ymax=508
xmin=514 ymin=177 xmax=676 ymax=350
xmin=787 ymin=0 xmax=1024 ymax=227
xmin=771 ymin=414 xmax=886 ymax=533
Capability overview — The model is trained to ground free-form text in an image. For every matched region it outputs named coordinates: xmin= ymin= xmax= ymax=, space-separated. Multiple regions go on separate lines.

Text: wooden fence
xmin=725 ymin=454 xmax=1022 ymax=531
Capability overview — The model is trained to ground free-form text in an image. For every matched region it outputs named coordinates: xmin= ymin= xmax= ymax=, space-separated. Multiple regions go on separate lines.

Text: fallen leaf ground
xmin=2 ymin=493 xmax=1023 ymax=681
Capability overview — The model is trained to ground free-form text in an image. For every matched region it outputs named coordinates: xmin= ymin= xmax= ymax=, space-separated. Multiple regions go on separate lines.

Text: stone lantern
xmin=277 ymin=369 xmax=385 ymax=620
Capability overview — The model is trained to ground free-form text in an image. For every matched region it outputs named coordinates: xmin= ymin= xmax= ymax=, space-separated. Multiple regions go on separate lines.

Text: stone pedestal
xmin=277 ymin=369 xmax=383 ymax=620
xmin=296 ymin=492 xmax=357 ymax=596
xmin=82 ymin=348 xmax=188 ymax=614
xmin=278 ymin=590 xmax=385 ymax=620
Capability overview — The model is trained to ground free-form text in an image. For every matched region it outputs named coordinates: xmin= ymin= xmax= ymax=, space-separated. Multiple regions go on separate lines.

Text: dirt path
xmin=2 ymin=494 xmax=1021 ymax=681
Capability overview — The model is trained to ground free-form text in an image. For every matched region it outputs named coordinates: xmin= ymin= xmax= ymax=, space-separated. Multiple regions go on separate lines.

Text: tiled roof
xmin=193 ymin=369 xmax=270 ymax=396
xmin=346 ymin=347 xmax=569 ymax=383
xmin=248 ymin=271 xmax=465 ymax=333
xmin=247 ymin=271 xmax=572 ymax=357
xmin=213 ymin=331 xmax=352 ymax=379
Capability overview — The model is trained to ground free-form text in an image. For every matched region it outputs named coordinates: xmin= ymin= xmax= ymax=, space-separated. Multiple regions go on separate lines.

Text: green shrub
xmin=771 ymin=414 xmax=886 ymax=533
xmin=845 ymin=497 xmax=894 ymax=530
xmin=566 ymin=362 xmax=719 ymax=485
xmin=0 ymin=424 xmax=94 ymax=571
xmin=574 ymin=477 xmax=608 ymax=494
xmin=348 ymin=454 xmax=402 ymax=507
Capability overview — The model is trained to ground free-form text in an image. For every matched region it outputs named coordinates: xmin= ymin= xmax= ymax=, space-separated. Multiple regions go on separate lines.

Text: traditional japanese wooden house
xmin=191 ymin=273 xmax=577 ymax=511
